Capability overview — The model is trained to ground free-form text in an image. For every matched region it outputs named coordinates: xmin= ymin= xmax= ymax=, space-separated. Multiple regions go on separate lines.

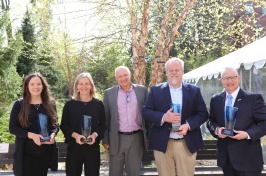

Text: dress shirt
xmin=169 ymin=84 xmax=183 ymax=139
xmin=117 ymin=85 xmax=142 ymax=132
xmin=224 ymin=87 xmax=240 ymax=110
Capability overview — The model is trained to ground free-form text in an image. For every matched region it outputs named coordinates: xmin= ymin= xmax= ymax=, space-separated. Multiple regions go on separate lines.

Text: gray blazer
xmin=102 ymin=84 xmax=149 ymax=155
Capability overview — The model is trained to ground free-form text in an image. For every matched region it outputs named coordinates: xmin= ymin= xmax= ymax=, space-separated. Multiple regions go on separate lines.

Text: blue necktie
xmin=224 ymin=94 xmax=233 ymax=127
xmin=227 ymin=94 xmax=233 ymax=107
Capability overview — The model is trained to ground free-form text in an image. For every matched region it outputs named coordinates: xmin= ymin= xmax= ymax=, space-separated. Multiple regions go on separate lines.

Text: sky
xmin=9 ymin=0 xmax=105 ymax=41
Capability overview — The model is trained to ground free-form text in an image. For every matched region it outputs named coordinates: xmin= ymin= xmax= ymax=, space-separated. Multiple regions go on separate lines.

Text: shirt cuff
xmin=246 ymin=132 xmax=250 ymax=140
xmin=161 ymin=114 xmax=165 ymax=126
xmin=215 ymin=127 xmax=219 ymax=135
xmin=186 ymin=121 xmax=191 ymax=130
xmin=93 ymin=132 xmax=98 ymax=138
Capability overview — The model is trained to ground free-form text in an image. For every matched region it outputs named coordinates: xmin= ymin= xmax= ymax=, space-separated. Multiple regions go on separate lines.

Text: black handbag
xmin=50 ymin=142 xmax=59 ymax=171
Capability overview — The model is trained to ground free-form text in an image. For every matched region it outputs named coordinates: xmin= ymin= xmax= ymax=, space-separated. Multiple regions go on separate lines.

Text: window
xmin=245 ymin=4 xmax=253 ymax=14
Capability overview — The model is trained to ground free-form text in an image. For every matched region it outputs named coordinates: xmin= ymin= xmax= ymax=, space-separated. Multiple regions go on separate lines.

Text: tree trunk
xmin=149 ymin=0 xmax=197 ymax=87
xmin=149 ymin=0 xmax=177 ymax=87
xmin=127 ymin=0 xmax=150 ymax=86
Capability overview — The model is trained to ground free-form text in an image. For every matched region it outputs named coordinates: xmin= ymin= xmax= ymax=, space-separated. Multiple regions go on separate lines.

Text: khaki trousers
xmin=154 ymin=139 xmax=197 ymax=176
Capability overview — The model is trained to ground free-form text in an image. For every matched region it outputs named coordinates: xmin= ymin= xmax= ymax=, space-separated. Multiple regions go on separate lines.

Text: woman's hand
xmin=86 ymin=132 xmax=97 ymax=145
xmin=72 ymin=132 xmax=86 ymax=145
xmin=28 ymin=132 xmax=43 ymax=146
xmin=41 ymin=133 xmax=56 ymax=145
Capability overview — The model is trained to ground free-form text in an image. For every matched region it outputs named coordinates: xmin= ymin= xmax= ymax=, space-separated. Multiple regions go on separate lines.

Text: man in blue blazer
xmin=142 ymin=57 xmax=208 ymax=176
xmin=207 ymin=67 xmax=266 ymax=176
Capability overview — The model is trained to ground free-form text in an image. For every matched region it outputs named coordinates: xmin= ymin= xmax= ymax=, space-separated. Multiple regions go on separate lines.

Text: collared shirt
xmin=225 ymin=87 xmax=240 ymax=109
xmin=169 ymin=84 xmax=183 ymax=139
xmin=117 ymin=85 xmax=142 ymax=132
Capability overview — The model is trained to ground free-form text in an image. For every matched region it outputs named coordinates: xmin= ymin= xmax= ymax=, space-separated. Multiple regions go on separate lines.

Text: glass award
xmin=170 ymin=103 xmax=182 ymax=132
xmin=37 ymin=113 xmax=51 ymax=142
xmin=222 ymin=106 xmax=238 ymax=136
xmin=81 ymin=115 xmax=92 ymax=142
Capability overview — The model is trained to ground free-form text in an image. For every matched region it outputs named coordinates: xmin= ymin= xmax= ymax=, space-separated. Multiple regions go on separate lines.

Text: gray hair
xmin=115 ymin=66 xmax=131 ymax=77
xmin=165 ymin=57 xmax=184 ymax=71
xmin=220 ymin=67 xmax=239 ymax=77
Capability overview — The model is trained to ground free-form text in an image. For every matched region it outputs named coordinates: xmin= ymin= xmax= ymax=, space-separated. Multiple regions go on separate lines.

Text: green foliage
xmin=0 ymin=102 xmax=15 ymax=143
xmin=0 ymin=67 xmax=22 ymax=108
xmin=0 ymin=16 xmax=23 ymax=77
xmin=173 ymin=0 xmax=266 ymax=70
xmin=172 ymin=0 xmax=234 ymax=70
xmin=16 ymin=8 xmax=38 ymax=76
xmin=0 ymin=11 xmax=23 ymax=114
xmin=35 ymin=49 xmax=68 ymax=99
xmin=55 ymin=99 xmax=67 ymax=142
xmin=0 ymin=117 xmax=15 ymax=143
xmin=87 ymin=41 xmax=131 ymax=96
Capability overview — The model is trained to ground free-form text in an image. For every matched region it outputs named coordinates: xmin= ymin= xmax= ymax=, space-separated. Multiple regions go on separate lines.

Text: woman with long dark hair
xmin=9 ymin=73 xmax=59 ymax=176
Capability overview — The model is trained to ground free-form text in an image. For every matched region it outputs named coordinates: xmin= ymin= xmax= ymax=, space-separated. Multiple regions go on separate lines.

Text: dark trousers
xmin=222 ymin=154 xmax=261 ymax=176
xmin=66 ymin=143 xmax=100 ymax=176
xmin=23 ymin=152 xmax=51 ymax=176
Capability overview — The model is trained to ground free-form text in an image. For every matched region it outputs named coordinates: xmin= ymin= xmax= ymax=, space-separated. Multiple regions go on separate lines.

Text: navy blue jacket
xmin=207 ymin=89 xmax=266 ymax=171
xmin=142 ymin=82 xmax=208 ymax=153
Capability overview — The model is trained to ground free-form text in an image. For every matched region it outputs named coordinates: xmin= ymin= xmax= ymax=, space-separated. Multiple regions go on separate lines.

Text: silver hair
xmin=115 ymin=66 xmax=131 ymax=77
xmin=220 ymin=67 xmax=239 ymax=77
xmin=165 ymin=57 xmax=184 ymax=71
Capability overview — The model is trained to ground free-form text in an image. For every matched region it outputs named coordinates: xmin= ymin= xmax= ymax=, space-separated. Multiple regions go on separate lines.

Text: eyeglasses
xmin=221 ymin=76 xmax=238 ymax=81
xmin=126 ymin=91 xmax=131 ymax=103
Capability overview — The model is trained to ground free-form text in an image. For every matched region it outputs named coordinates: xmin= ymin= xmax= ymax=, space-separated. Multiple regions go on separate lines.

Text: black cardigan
xmin=9 ymin=99 xmax=59 ymax=176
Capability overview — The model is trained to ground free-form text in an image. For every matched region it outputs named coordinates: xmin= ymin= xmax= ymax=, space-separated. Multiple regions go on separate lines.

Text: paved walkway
xmin=2 ymin=166 xmax=266 ymax=176
xmin=0 ymin=167 xmax=109 ymax=176
xmin=0 ymin=167 xmax=221 ymax=176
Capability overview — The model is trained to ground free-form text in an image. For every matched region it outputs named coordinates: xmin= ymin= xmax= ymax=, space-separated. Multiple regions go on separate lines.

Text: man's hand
xmin=163 ymin=108 xmax=181 ymax=124
xmin=230 ymin=130 xmax=248 ymax=140
xmin=217 ymin=127 xmax=227 ymax=139
xmin=175 ymin=124 xmax=189 ymax=135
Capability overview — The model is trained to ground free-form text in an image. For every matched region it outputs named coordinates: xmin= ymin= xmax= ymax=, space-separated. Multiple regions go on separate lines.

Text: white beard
xmin=172 ymin=79 xmax=177 ymax=85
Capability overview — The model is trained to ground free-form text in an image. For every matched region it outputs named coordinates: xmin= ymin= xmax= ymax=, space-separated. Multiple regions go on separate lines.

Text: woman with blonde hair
xmin=61 ymin=72 xmax=106 ymax=176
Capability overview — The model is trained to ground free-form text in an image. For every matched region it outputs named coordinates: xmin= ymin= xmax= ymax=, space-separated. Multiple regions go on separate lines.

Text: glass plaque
xmin=37 ymin=113 xmax=51 ymax=142
xmin=170 ymin=103 xmax=182 ymax=132
xmin=222 ymin=106 xmax=238 ymax=136
xmin=81 ymin=115 xmax=92 ymax=142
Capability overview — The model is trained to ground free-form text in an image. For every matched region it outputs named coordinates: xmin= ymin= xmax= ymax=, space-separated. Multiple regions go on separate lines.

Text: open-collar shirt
xmin=117 ymin=85 xmax=141 ymax=132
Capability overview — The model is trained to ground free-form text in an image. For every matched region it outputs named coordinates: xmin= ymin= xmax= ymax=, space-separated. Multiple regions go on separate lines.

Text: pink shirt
xmin=117 ymin=86 xmax=142 ymax=132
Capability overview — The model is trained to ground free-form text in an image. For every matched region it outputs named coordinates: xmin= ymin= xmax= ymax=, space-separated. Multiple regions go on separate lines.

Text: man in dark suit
xmin=142 ymin=57 xmax=208 ymax=176
xmin=207 ymin=67 xmax=266 ymax=176
xmin=102 ymin=66 xmax=149 ymax=176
